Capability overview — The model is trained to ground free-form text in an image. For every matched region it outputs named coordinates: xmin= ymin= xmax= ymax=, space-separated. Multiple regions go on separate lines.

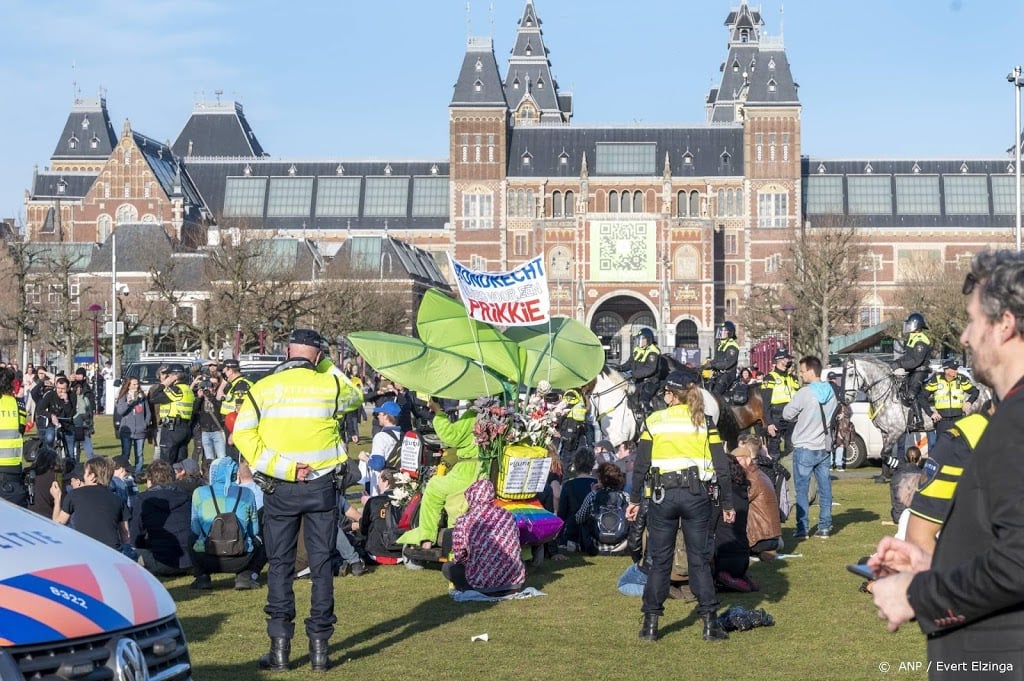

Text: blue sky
xmin=1 ymin=0 xmax=1022 ymax=220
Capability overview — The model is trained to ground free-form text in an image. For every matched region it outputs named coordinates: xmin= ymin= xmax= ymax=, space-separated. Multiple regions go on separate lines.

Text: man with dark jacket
xmin=132 ymin=460 xmax=193 ymax=576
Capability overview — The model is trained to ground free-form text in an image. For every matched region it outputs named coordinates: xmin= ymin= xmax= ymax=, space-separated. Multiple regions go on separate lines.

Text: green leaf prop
xmin=348 ymin=288 xmax=605 ymax=399
xmin=346 ymin=331 xmax=507 ymax=399
xmin=504 ymin=317 xmax=606 ymax=389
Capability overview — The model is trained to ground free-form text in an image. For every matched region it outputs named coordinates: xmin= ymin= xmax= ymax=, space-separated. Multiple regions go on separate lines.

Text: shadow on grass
xmin=177 ymin=611 xmax=230 ymax=644
xmin=830 ymin=506 xmax=881 ymax=536
xmin=332 ymin=561 xmax=565 ymax=663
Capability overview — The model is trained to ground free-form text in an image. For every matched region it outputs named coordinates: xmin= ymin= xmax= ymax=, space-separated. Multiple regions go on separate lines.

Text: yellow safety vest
xmin=764 ymin=369 xmax=799 ymax=405
xmin=158 ymin=383 xmax=195 ymax=421
xmin=925 ymin=376 xmax=972 ymax=412
xmin=907 ymin=331 xmax=931 ymax=349
xmin=916 ymin=413 xmax=987 ymax=505
xmin=220 ymin=375 xmax=254 ymax=417
xmin=639 ymin=404 xmax=721 ymax=480
xmin=0 ymin=395 xmax=26 ymax=470
xmin=234 ymin=364 xmax=363 ymax=482
xmin=717 ymin=338 xmax=739 ymax=353
xmin=633 ymin=344 xmax=661 ymax=363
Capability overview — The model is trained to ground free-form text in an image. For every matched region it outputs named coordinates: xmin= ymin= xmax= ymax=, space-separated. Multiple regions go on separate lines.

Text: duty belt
xmin=659 ymin=468 xmax=701 ymax=490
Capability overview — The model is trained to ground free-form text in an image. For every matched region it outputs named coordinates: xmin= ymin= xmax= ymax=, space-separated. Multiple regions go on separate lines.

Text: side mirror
xmin=113 ymin=378 xmax=123 ymax=388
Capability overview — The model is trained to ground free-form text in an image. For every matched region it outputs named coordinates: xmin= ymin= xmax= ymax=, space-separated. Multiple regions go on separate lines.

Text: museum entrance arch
xmin=675 ymin=319 xmax=700 ymax=365
xmin=590 ymin=295 xmax=658 ymax=365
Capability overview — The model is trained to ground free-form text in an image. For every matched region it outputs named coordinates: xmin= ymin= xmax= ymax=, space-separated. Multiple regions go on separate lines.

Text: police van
xmin=0 ymin=500 xmax=193 ymax=679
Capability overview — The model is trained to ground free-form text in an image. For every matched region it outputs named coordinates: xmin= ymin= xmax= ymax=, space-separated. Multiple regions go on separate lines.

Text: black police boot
xmin=638 ymin=613 xmax=659 ymax=641
xmin=309 ymin=638 xmax=329 ymax=673
xmin=702 ymin=612 xmax=729 ymax=641
xmin=257 ymin=638 xmax=290 ymax=672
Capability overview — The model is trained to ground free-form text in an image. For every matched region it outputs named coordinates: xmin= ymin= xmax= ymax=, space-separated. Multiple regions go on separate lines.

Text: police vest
xmin=0 ymin=395 xmax=25 ymax=470
xmin=764 ymin=369 xmax=799 ymax=406
xmin=916 ymin=413 xmax=988 ymax=507
xmin=633 ymin=344 xmax=661 ymax=363
xmin=926 ymin=376 xmax=972 ymax=414
xmin=907 ymin=331 xmax=931 ymax=350
xmin=234 ymin=366 xmax=363 ymax=482
xmin=717 ymin=338 xmax=739 ymax=354
xmin=640 ymin=404 xmax=721 ymax=480
xmin=158 ymin=384 xmax=195 ymax=422
xmin=220 ymin=375 xmax=254 ymax=417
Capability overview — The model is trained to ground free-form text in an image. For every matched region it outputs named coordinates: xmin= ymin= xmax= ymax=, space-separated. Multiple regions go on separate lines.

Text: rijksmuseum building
xmin=22 ymin=1 xmax=1018 ymax=365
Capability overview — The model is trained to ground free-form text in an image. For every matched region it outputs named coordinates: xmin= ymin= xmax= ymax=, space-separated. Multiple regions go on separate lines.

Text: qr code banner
xmin=588 ymin=220 xmax=657 ymax=282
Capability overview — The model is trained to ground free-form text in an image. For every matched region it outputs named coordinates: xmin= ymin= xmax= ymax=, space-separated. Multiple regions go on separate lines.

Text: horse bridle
xmin=589 ymin=377 xmax=631 ymax=419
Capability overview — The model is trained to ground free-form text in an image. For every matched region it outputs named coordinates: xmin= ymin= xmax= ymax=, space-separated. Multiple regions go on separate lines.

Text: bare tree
xmin=892 ymin=255 xmax=969 ymax=357
xmin=0 ymin=232 xmax=48 ymax=365
xmin=35 ymin=247 xmax=94 ymax=371
xmin=742 ymin=216 xmax=863 ymax=359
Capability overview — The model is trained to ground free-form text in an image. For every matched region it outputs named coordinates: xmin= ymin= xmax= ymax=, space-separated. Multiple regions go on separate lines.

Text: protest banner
xmin=450 ymin=255 xmax=551 ymax=327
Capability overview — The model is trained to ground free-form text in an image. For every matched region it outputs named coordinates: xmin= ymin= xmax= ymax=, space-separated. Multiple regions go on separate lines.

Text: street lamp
xmin=781 ymin=303 xmax=796 ymax=351
xmin=233 ymin=323 xmax=242 ymax=359
xmin=88 ymin=304 xmax=102 ymax=396
xmin=1009 ymin=66 xmax=1023 ymax=252
xmin=259 ymin=324 xmax=266 ymax=354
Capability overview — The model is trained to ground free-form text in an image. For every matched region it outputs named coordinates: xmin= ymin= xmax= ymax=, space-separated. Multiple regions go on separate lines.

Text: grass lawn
xmin=89 ymin=415 xmax=928 ymax=680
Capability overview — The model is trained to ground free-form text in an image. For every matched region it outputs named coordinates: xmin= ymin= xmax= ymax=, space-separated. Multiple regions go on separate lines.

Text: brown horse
xmin=663 ymin=355 xmax=766 ymax=448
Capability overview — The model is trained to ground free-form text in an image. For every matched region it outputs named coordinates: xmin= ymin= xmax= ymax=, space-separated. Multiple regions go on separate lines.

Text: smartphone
xmin=846 ymin=563 xmax=877 ymax=581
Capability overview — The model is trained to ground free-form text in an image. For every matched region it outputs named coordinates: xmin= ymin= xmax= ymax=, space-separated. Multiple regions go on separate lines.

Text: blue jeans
xmin=200 ymin=430 xmax=226 ymax=460
xmin=793 ymin=447 xmax=832 ymax=535
xmin=120 ymin=435 xmax=146 ymax=475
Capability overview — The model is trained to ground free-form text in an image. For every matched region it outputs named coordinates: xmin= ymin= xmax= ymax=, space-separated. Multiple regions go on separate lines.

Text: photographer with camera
xmin=150 ymin=364 xmax=195 ymax=465
xmin=192 ymin=365 xmax=226 ymax=460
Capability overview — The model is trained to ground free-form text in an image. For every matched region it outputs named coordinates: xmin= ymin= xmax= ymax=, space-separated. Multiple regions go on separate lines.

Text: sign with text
xmin=450 ymin=255 xmax=550 ymax=327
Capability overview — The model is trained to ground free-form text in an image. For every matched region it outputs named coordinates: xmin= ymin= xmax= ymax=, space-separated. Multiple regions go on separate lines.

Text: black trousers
xmin=156 ymin=423 xmax=191 ymax=465
xmin=0 ymin=471 xmax=27 ymax=507
xmin=263 ymin=473 xmax=338 ymax=641
xmin=642 ymin=485 xmax=718 ymax=617
xmin=766 ymin=410 xmax=792 ymax=459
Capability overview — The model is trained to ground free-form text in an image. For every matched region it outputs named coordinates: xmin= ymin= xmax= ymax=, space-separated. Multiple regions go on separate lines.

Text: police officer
xmin=890 ymin=312 xmax=932 ymax=431
xmin=923 ymin=359 xmax=979 ymax=437
xmin=234 ymin=328 xmax=363 ymax=673
xmin=626 ymin=369 xmax=735 ymax=642
xmin=555 ymin=387 xmax=590 ymax=463
xmin=761 ymin=349 xmax=799 ymax=459
xmin=622 ymin=328 xmax=661 ymax=414
xmin=705 ymin=321 xmax=740 ymax=397
xmin=0 ymin=367 xmax=28 ymax=506
xmin=149 ymin=364 xmax=194 ymax=465
xmin=219 ymin=359 xmax=253 ymax=456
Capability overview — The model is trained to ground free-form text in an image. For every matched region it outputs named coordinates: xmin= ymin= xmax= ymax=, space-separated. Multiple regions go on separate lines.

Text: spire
xmin=504 ymin=0 xmax=571 ymax=123
xmin=50 ymin=94 xmax=118 ymax=162
xmin=450 ymin=37 xmax=507 ymax=108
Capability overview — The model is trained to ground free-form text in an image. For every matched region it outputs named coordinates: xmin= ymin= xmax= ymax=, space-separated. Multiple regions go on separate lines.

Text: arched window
xmin=633 ymin=191 xmax=643 ymax=213
xmin=678 ymin=190 xmax=687 ymax=217
xmin=689 ymin=191 xmax=700 ymax=217
xmin=620 ymin=192 xmax=630 ymax=213
xmin=552 ymin=190 xmax=562 ymax=217
xmin=115 ymin=204 xmax=138 ymax=224
xmin=525 ymin=190 xmax=535 ymax=217
xmin=507 ymin=190 xmax=516 ymax=216
xmin=608 ymin=190 xmax=618 ymax=212
xmin=717 ymin=189 xmax=725 ymax=216
xmin=96 ymin=215 xmax=112 ymax=243
xmin=675 ymin=320 xmax=699 ymax=348
xmin=735 ymin=189 xmax=743 ymax=216
xmin=726 ymin=190 xmax=735 ymax=216
xmin=564 ymin=190 xmax=574 ymax=216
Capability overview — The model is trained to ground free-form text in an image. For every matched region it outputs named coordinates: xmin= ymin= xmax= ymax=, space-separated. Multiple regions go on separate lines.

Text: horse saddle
xmin=724 ymin=381 xmax=749 ymax=406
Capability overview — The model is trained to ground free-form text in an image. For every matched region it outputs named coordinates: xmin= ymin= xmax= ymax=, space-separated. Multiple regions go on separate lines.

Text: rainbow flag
xmin=496 ymin=498 xmax=564 ymax=545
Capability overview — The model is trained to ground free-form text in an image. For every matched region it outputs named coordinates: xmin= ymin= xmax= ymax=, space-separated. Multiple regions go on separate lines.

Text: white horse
xmin=841 ymin=356 xmax=933 ymax=457
xmin=588 ymin=367 xmax=720 ymax=447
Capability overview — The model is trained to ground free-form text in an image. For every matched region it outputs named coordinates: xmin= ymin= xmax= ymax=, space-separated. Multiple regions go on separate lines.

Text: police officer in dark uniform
xmin=923 ymin=358 xmax=979 ymax=437
xmin=0 ymin=367 xmax=28 ymax=507
xmin=705 ymin=321 xmax=740 ymax=397
xmin=626 ymin=369 xmax=734 ymax=642
xmin=890 ymin=312 xmax=932 ymax=431
xmin=622 ymin=328 xmax=662 ymax=414
xmin=761 ymin=349 xmax=799 ymax=459
xmin=234 ymin=329 xmax=363 ymax=673
xmin=149 ymin=364 xmax=195 ymax=465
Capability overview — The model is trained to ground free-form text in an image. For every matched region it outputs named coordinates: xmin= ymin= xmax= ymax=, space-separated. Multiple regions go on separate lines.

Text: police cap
xmin=665 ymin=369 xmax=699 ymax=391
xmin=288 ymin=328 xmax=323 ymax=349
xmin=773 ymin=349 xmax=793 ymax=361
xmin=221 ymin=359 xmax=240 ymax=369
xmin=162 ymin=363 xmax=186 ymax=375
xmin=941 ymin=358 xmax=960 ymax=370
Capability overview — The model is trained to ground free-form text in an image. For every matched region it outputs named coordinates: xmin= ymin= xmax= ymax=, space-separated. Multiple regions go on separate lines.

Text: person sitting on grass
xmin=359 ymin=469 xmax=406 ymax=565
xmin=189 ymin=457 xmax=265 ymax=590
xmin=575 ymin=461 xmax=630 ymax=556
xmin=556 ymin=447 xmax=598 ymax=552
xmin=132 ymin=460 xmax=192 ymax=577
xmin=442 ymin=479 xmax=525 ymax=595
xmin=713 ymin=453 xmax=757 ymax=592
xmin=731 ymin=445 xmax=784 ymax=561
xmin=51 ymin=455 xmax=130 ymax=551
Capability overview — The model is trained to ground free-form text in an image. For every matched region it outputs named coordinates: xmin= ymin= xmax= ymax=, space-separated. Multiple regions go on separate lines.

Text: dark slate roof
xmin=450 ymin=38 xmax=508 ymax=108
xmin=132 ymin=132 xmax=206 ymax=220
xmin=167 ymin=252 xmax=210 ymax=292
xmin=172 ymin=100 xmax=266 ymax=158
xmin=801 ymin=156 xmax=1019 ymax=229
xmin=184 ymin=159 xmax=450 ymax=231
xmin=507 ymin=125 xmax=744 ymax=178
xmin=504 ymin=0 xmax=568 ymax=121
xmin=31 ymin=172 xmax=97 ymax=199
xmin=710 ymin=42 xmax=799 ymax=123
xmin=325 ymin=236 xmax=449 ymax=289
xmin=30 ymin=243 xmax=97 ymax=273
xmin=87 ymin=222 xmax=175 ymax=273
xmin=51 ymin=97 xmax=118 ymax=161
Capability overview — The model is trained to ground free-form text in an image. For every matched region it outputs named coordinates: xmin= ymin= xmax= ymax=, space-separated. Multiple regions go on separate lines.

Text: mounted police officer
xmin=622 ymin=328 xmax=662 ymax=415
xmin=149 ymin=364 xmax=194 ymax=465
xmin=0 ymin=367 xmax=27 ymax=507
xmin=705 ymin=321 xmax=740 ymax=397
xmin=761 ymin=349 xmax=799 ymax=459
xmin=626 ymin=368 xmax=734 ymax=642
xmin=234 ymin=328 xmax=363 ymax=673
xmin=924 ymin=358 xmax=979 ymax=437
xmin=890 ymin=312 xmax=932 ymax=431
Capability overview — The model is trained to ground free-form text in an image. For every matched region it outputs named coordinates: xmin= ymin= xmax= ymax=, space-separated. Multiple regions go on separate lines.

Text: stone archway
xmin=589 ymin=294 xmax=658 ymax=365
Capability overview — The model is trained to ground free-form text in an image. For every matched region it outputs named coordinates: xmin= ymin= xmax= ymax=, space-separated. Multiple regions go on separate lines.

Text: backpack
xmin=383 ymin=429 xmax=403 ymax=470
xmin=591 ymin=488 xmax=629 ymax=547
xmin=204 ymin=488 xmax=246 ymax=557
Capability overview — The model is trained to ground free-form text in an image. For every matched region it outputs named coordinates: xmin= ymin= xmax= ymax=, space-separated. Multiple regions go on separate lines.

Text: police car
xmin=0 ymin=500 xmax=193 ymax=680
